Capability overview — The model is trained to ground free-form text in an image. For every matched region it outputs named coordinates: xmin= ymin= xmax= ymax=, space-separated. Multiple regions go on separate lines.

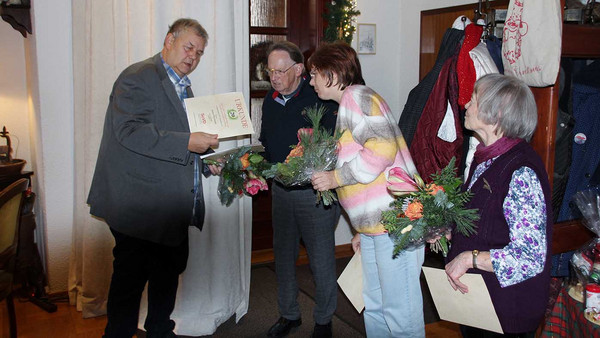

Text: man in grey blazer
xmin=87 ymin=18 xmax=219 ymax=337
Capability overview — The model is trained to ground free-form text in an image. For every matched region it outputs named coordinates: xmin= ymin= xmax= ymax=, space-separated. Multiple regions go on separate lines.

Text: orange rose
xmin=240 ymin=153 xmax=250 ymax=169
xmin=285 ymin=145 xmax=304 ymax=163
xmin=426 ymin=184 xmax=445 ymax=196
xmin=405 ymin=200 xmax=423 ymax=220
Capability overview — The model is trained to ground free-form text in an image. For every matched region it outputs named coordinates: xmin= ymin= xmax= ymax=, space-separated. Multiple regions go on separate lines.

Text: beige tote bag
xmin=502 ymin=0 xmax=562 ymax=87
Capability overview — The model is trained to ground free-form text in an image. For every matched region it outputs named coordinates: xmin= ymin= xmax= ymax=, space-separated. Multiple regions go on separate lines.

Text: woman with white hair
xmin=445 ymin=74 xmax=552 ymax=337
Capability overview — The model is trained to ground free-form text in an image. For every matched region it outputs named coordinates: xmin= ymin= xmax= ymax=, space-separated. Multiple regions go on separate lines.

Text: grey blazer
xmin=87 ymin=53 xmax=204 ymax=246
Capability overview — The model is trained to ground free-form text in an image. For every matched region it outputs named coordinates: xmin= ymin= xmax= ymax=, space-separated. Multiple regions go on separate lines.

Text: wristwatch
xmin=472 ymin=250 xmax=479 ymax=269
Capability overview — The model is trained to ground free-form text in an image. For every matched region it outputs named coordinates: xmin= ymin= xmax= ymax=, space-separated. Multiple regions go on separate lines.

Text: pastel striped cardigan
xmin=333 ymin=85 xmax=418 ymax=234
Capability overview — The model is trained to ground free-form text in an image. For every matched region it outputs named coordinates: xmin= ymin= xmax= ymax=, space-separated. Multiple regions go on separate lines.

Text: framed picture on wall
xmin=357 ymin=24 xmax=376 ymax=55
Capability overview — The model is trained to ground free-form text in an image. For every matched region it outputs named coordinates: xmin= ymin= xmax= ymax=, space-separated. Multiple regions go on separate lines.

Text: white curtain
xmin=69 ymin=0 xmax=251 ymax=335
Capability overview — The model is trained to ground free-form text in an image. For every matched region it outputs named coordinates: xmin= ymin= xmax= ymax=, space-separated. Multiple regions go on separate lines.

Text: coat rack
xmin=472 ymin=0 xmax=508 ymax=40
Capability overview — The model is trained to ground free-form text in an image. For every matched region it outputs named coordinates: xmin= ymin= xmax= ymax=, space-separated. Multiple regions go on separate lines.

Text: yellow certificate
xmin=184 ymin=92 xmax=254 ymax=139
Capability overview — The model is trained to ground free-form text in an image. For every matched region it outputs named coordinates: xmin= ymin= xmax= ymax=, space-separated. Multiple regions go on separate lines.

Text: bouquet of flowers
xmin=569 ymin=188 xmax=600 ymax=286
xmin=264 ymin=104 xmax=341 ymax=206
xmin=573 ymin=187 xmax=600 ymax=233
xmin=381 ymin=157 xmax=479 ymax=257
xmin=205 ymin=145 xmax=273 ymax=207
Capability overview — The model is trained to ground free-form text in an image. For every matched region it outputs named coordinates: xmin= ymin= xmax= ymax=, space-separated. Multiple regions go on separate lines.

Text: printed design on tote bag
xmin=503 ymin=0 xmax=529 ymax=65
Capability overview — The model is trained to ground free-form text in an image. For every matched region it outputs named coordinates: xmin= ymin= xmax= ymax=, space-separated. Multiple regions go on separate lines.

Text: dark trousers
xmin=272 ymin=183 xmax=340 ymax=324
xmin=104 ymin=228 xmax=189 ymax=338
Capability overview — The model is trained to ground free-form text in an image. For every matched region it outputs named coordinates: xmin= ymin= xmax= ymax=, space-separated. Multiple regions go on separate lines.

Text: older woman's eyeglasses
xmin=266 ymin=63 xmax=297 ymax=77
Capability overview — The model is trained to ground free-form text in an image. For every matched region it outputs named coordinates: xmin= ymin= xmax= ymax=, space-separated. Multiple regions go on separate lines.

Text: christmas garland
xmin=323 ymin=0 xmax=360 ymax=44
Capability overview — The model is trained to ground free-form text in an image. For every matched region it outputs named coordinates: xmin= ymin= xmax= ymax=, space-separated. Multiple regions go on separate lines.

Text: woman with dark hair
xmin=445 ymin=73 xmax=552 ymax=337
xmin=309 ymin=42 xmax=425 ymax=337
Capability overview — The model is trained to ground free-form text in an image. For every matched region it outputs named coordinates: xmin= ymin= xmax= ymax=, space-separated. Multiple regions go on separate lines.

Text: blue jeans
xmin=272 ymin=183 xmax=340 ymax=324
xmin=361 ymin=234 xmax=425 ymax=337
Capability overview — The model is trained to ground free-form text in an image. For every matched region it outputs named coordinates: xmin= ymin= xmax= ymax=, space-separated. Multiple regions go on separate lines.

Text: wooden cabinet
xmin=419 ymin=1 xmax=597 ymax=254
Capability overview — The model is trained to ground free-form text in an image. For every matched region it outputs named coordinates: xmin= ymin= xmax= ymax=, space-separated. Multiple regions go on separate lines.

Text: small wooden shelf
xmin=250 ymin=90 xmax=268 ymax=99
xmin=562 ymin=24 xmax=600 ymax=58
xmin=552 ymin=219 xmax=595 ymax=254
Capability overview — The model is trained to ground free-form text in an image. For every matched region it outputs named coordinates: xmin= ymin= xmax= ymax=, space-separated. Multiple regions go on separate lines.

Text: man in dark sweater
xmin=259 ymin=41 xmax=340 ymax=338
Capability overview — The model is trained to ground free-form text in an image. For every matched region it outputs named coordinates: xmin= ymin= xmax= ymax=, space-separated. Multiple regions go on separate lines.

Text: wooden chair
xmin=0 ymin=178 xmax=28 ymax=338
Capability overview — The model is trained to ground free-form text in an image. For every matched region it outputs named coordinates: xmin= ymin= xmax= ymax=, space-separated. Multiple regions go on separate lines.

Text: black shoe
xmin=267 ymin=317 xmax=302 ymax=337
xmin=311 ymin=322 xmax=332 ymax=338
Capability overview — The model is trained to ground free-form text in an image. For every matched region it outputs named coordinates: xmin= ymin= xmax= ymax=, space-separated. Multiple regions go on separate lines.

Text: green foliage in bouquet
xmin=206 ymin=146 xmax=273 ymax=207
xmin=382 ymin=157 xmax=479 ymax=257
xmin=263 ymin=104 xmax=341 ymax=206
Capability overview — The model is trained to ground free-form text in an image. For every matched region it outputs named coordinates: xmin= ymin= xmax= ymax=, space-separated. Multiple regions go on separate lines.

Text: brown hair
xmin=307 ymin=41 xmax=365 ymax=90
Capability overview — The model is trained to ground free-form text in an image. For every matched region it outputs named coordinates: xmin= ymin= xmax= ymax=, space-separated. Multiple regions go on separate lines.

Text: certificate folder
xmin=422 ymin=267 xmax=503 ymax=334
xmin=184 ymin=92 xmax=254 ymax=139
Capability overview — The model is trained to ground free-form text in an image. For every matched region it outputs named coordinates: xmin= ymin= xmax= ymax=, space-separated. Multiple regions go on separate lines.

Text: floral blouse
xmin=468 ymin=158 xmax=547 ymax=287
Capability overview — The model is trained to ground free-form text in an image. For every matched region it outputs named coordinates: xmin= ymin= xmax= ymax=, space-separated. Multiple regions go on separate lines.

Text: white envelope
xmin=422 ymin=266 xmax=503 ymax=334
xmin=337 ymin=252 xmax=364 ymax=313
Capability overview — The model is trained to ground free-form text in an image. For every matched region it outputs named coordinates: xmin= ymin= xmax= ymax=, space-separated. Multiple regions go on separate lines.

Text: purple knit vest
xmin=447 ymin=141 xmax=553 ymax=333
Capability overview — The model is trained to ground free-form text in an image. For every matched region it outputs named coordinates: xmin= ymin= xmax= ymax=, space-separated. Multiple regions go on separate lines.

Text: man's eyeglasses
xmin=266 ymin=63 xmax=297 ymax=77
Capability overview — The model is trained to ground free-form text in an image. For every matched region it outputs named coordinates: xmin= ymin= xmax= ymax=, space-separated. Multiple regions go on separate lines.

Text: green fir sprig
xmin=382 ymin=157 xmax=479 ymax=257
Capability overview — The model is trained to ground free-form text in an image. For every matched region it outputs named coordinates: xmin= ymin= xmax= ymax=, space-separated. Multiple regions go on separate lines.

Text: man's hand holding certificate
xmin=184 ymin=92 xmax=254 ymax=139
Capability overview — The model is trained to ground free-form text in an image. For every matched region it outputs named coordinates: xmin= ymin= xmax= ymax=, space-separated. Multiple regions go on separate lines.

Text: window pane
xmin=251 ymin=34 xmax=286 ymax=46
xmin=250 ymin=35 xmax=286 ymax=89
xmin=251 ymin=98 xmax=264 ymax=144
xmin=250 ymin=0 xmax=287 ymax=28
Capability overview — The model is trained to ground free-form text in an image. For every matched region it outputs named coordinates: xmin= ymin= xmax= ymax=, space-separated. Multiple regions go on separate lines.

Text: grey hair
xmin=473 ymin=74 xmax=538 ymax=141
xmin=267 ymin=41 xmax=304 ymax=64
xmin=168 ymin=18 xmax=209 ymax=43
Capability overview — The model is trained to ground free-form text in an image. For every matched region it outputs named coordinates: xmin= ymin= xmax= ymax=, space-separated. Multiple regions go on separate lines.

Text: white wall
xmin=26 ymin=0 xmax=74 ymax=293
xmin=353 ymin=1 xmax=402 ymax=117
xmin=0 ymin=24 xmax=31 ymax=170
xmin=0 ymin=0 xmax=476 ymax=292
